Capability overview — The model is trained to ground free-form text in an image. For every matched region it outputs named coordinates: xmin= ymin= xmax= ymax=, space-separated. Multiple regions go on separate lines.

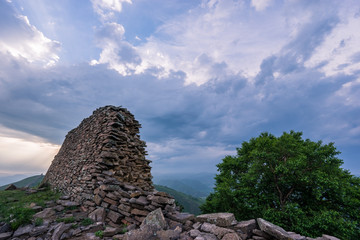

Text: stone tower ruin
xmin=43 ymin=105 xmax=153 ymax=202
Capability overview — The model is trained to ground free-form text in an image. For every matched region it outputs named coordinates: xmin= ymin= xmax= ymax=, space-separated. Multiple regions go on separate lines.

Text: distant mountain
xmin=153 ymin=172 xmax=215 ymax=198
xmin=0 ymin=174 xmax=44 ymax=190
xmin=155 ymin=184 xmax=204 ymax=215
xmin=0 ymin=173 xmax=35 ymax=186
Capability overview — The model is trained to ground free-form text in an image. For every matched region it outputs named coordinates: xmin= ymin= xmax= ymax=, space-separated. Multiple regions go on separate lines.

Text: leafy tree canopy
xmin=201 ymin=131 xmax=360 ymax=239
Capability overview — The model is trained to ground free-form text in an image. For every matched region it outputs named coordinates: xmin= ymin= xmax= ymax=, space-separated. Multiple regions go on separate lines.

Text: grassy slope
xmin=155 ymin=184 xmax=204 ymax=215
xmin=0 ymin=175 xmax=205 ymax=215
xmin=0 ymin=174 xmax=44 ymax=190
xmin=0 ymin=188 xmax=60 ymax=229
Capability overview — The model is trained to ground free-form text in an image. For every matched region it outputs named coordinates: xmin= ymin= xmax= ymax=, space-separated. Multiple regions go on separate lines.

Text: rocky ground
xmin=0 ymin=186 xmax=340 ymax=240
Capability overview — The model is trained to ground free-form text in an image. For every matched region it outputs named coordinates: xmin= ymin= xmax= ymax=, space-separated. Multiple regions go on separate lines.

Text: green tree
xmin=201 ymin=131 xmax=360 ymax=239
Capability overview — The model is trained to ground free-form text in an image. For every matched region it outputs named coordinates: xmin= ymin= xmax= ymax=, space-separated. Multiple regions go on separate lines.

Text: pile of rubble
xmin=0 ymin=184 xmax=340 ymax=240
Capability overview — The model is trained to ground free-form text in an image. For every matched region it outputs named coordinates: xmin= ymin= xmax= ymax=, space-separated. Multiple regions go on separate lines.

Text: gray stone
xmin=94 ymin=194 xmax=102 ymax=205
xmin=107 ymin=210 xmax=123 ymax=223
xmin=257 ymin=218 xmax=291 ymax=240
xmin=189 ymin=229 xmax=202 ymax=238
xmin=167 ymin=212 xmax=195 ymax=224
xmin=322 ymin=234 xmax=341 ymax=240
xmin=235 ymin=219 xmax=256 ymax=234
xmin=156 ymin=226 xmax=182 ymax=240
xmin=13 ymin=225 xmax=33 ymax=237
xmin=196 ymin=213 xmax=236 ymax=227
xmin=0 ymin=232 xmax=13 ymax=240
xmin=200 ymin=222 xmax=234 ymax=239
xmin=287 ymin=232 xmax=306 ymax=240
xmin=253 ymin=236 xmax=267 ymax=240
xmin=253 ymin=229 xmax=271 ymax=239
xmin=141 ymin=208 xmax=168 ymax=230
xmin=123 ymin=224 xmax=158 ymax=240
xmin=88 ymin=207 xmax=106 ymax=222
xmin=222 ymin=233 xmax=240 ymax=240
xmin=197 ymin=233 xmax=218 ymax=240
xmin=103 ymin=226 xmax=119 ymax=237
xmin=193 ymin=222 xmax=202 ymax=230
xmin=60 ymin=195 xmax=70 ymax=200
xmin=0 ymin=223 xmax=11 ymax=234
xmin=135 ymin=196 xmax=150 ymax=206
xmin=33 ymin=208 xmax=56 ymax=219
xmin=148 ymin=195 xmax=176 ymax=205
xmin=56 ymin=200 xmax=79 ymax=207
xmin=85 ymin=232 xmax=101 ymax=240
xmin=30 ymin=225 xmax=48 ymax=236
xmin=51 ymin=222 xmax=72 ymax=240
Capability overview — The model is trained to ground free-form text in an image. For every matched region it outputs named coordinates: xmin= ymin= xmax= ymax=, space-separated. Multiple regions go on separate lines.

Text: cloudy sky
xmin=0 ymin=0 xmax=360 ymax=183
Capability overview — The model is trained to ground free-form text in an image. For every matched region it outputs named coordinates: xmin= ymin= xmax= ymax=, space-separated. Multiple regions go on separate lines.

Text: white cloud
xmin=0 ymin=125 xmax=59 ymax=175
xmin=305 ymin=9 xmax=360 ymax=76
xmin=0 ymin=11 xmax=60 ymax=66
xmin=335 ymin=78 xmax=360 ymax=107
xmin=91 ymin=0 xmax=132 ymax=20
xmin=91 ymin=22 xmax=141 ymax=75
xmin=132 ymin=0 xmax=289 ymax=85
xmin=251 ymin=0 xmax=272 ymax=11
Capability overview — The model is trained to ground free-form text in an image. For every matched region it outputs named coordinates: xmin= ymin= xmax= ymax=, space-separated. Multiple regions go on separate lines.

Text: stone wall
xmin=43 ymin=105 xmax=153 ymax=204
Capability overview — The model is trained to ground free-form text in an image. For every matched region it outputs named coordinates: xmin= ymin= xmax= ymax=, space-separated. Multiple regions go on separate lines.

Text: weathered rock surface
xmin=196 ymin=213 xmax=235 ymax=227
xmin=257 ymin=218 xmax=295 ymax=240
xmin=4 ymin=184 xmax=17 ymax=191
xmin=0 ymin=232 xmax=12 ymax=240
xmin=141 ymin=208 xmax=168 ymax=230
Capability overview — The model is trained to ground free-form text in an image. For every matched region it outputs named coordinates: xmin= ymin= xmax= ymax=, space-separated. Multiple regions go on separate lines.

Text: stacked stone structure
xmin=43 ymin=105 xmax=153 ymax=203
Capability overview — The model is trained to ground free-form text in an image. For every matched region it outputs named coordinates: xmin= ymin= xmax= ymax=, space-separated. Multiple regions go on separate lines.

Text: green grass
xmin=95 ymin=230 xmax=104 ymax=238
xmin=81 ymin=218 xmax=94 ymax=226
xmin=34 ymin=217 xmax=44 ymax=226
xmin=0 ymin=188 xmax=60 ymax=229
xmin=57 ymin=216 xmax=76 ymax=223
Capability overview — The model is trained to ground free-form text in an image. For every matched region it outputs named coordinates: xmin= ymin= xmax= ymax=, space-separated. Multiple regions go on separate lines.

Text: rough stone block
xmin=141 ymin=208 xmax=168 ymax=230
xmin=196 ymin=213 xmax=235 ymax=227
xmin=107 ymin=210 xmax=123 ymax=223
xmin=88 ymin=207 xmax=106 ymax=222
xmin=257 ymin=218 xmax=291 ymax=240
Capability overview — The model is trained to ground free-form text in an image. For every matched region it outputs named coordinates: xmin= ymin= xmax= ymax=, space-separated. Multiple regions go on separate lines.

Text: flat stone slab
xmin=196 ymin=213 xmax=235 ymax=227
xmin=322 ymin=234 xmax=341 ymax=240
xmin=13 ymin=225 xmax=33 ymax=237
xmin=56 ymin=200 xmax=79 ymax=207
xmin=167 ymin=212 xmax=195 ymax=224
xmin=257 ymin=218 xmax=291 ymax=240
xmin=0 ymin=232 xmax=13 ymax=240
xmin=235 ymin=219 xmax=257 ymax=234
xmin=33 ymin=208 xmax=56 ymax=219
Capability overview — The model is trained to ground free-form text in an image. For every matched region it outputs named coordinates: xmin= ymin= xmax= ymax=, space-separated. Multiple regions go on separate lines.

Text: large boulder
xmin=140 ymin=208 xmax=168 ymax=230
xmin=196 ymin=213 xmax=236 ymax=227
xmin=257 ymin=218 xmax=292 ymax=240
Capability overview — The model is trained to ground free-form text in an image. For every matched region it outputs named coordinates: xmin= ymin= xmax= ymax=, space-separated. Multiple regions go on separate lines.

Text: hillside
xmin=154 ymin=184 xmax=204 ymax=215
xmin=0 ymin=174 xmax=44 ymax=190
xmin=0 ymin=175 xmax=204 ymax=215
xmin=153 ymin=172 xmax=215 ymax=198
